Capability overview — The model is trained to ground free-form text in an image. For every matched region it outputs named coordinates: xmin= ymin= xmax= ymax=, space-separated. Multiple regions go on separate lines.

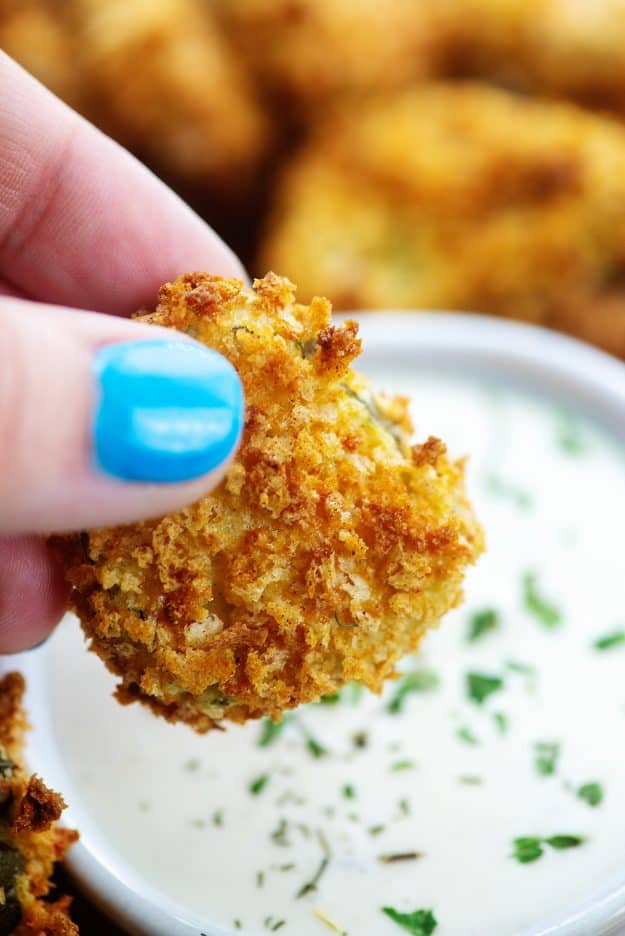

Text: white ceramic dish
xmin=4 ymin=312 xmax=625 ymax=936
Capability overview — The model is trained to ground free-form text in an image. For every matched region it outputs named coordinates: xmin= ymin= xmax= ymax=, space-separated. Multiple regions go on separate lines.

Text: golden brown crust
xmin=0 ymin=674 xmax=78 ymax=935
xmin=260 ymin=83 xmax=625 ymax=358
xmin=52 ymin=273 xmax=482 ymax=732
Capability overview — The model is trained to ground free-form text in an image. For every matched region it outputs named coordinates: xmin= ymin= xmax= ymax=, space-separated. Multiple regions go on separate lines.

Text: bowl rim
xmin=6 ymin=311 xmax=625 ymax=936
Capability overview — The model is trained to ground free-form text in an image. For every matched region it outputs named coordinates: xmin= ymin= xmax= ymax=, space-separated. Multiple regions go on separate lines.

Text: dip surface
xmin=42 ymin=370 xmax=625 ymax=936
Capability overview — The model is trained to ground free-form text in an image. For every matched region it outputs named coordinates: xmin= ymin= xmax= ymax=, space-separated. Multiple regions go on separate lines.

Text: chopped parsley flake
xmin=212 ymin=809 xmax=224 ymax=827
xmin=249 ymin=774 xmax=270 ymax=795
xmin=271 ymin=818 xmax=291 ymax=847
xmin=534 ymin=741 xmax=560 ymax=776
xmin=352 ymin=731 xmax=368 ymax=748
xmin=296 ymin=856 xmax=330 ymax=899
xmin=390 ymin=759 xmax=416 ymax=772
xmin=256 ymin=871 xmax=265 ymax=888
xmin=398 ymin=798 xmax=411 ymax=815
xmin=456 ymin=725 xmax=479 ymax=745
xmin=523 ymin=573 xmax=562 ymax=628
xmin=305 ymin=736 xmax=328 ymax=759
xmin=511 ymin=837 xmax=544 ymax=863
xmin=387 ymin=670 xmax=439 ymax=714
xmin=467 ymin=608 xmax=500 ymax=643
xmin=466 ymin=671 xmax=504 ymax=705
xmin=577 ymin=782 xmax=603 ymax=807
xmin=593 ymin=629 xmax=625 ymax=651
xmin=545 ymin=835 xmax=585 ymax=849
xmin=381 ymin=907 xmax=437 ymax=935
xmin=263 ymin=917 xmax=286 ymax=932
xmin=459 ymin=775 xmax=483 ymax=785
xmin=258 ymin=717 xmax=289 ymax=747
xmin=368 ymin=824 xmax=386 ymax=837
xmin=557 ymin=411 xmax=585 ymax=454
xmin=342 ymin=784 xmax=356 ymax=800
xmin=506 ymin=660 xmax=537 ymax=675
xmin=184 ymin=757 xmax=200 ymax=772
xmin=319 ymin=693 xmax=341 ymax=705
xmin=511 ymin=834 xmax=585 ymax=863
xmin=493 ymin=712 xmax=508 ymax=734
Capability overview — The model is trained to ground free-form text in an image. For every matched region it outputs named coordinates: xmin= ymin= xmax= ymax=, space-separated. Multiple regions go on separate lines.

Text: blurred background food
xmin=2 ymin=0 xmax=625 ymax=356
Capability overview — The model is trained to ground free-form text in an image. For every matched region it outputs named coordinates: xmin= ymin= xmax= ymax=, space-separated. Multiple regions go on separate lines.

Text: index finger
xmin=0 ymin=53 xmax=246 ymax=315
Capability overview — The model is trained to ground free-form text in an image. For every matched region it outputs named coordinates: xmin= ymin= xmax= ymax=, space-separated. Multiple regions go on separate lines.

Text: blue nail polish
xmin=93 ymin=340 xmax=244 ymax=483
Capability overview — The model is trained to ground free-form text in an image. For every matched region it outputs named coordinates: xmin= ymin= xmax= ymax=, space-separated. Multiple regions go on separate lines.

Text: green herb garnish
xmin=387 ymin=670 xmax=439 ymax=714
xmin=342 ymin=784 xmax=356 ymax=800
xmin=306 ymin=736 xmax=328 ymax=759
xmin=534 ymin=741 xmax=560 ymax=776
xmin=381 ymin=907 xmax=437 ymax=935
xmin=319 ymin=693 xmax=341 ymax=705
xmin=390 ymin=759 xmax=416 ymax=772
xmin=593 ymin=630 xmax=625 ymax=651
xmin=249 ymin=774 xmax=270 ymax=795
xmin=506 ymin=660 xmax=537 ymax=675
xmin=258 ymin=717 xmax=289 ymax=747
xmin=577 ymin=782 xmax=603 ymax=807
xmin=493 ymin=712 xmax=508 ymax=734
xmin=557 ymin=411 xmax=585 ymax=454
xmin=511 ymin=834 xmax=585 ymax=863
xmin=466 ymin=672 xmax=504 ymax=705
xmin=467 ymin=608 xmax=500 ymax=643
xmin=456 ymin=725 xmax=479 ymax=745
xmin=523 ymin=573 xmax=562 ymax=628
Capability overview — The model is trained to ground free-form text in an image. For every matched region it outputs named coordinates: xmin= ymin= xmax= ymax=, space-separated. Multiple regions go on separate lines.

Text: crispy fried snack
xmin=260 ymin=83 xmax=625 ymax=358
xmin=441 ymin=0 xmax=625 ymax=113
xmin=69 ymin=0 xmax=270 ymax=187
xmin=0 ymin=673 xmax=78 ymax=935
xmin=218 ymin=0 xmax=447 ymax=119
xmin=52 ymin=273 xmax=482 ymax=733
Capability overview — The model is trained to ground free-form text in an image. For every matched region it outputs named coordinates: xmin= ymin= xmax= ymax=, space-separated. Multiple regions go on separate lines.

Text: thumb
xmin=0 ymin=297 xmax=244 ymax=534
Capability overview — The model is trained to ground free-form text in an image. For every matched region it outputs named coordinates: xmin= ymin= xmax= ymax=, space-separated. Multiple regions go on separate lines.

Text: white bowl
xmin=5 ymin=312 xmax=625 ymax=936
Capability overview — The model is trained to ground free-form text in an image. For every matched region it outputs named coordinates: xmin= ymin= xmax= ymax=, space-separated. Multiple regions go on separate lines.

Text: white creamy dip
xmin=40 ymin=371 xmax=625 ymax=936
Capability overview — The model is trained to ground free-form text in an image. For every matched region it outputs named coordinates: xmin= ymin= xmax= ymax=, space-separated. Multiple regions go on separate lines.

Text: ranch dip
xmin=41 ymin=370 xmax=625 ymax=936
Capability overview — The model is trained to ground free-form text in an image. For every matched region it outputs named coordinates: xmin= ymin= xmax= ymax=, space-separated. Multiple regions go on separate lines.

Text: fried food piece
xmin=0 ymin=1 xmax=81 ymax=108
xmin=260 ymin=83 xmax=625 ymax=358
xmin=217 ymin=0 xmax=448 ymax=119
xmin=442 ymin=0 xmax=625 ymax=113
xmin=0 ymin=673 xmax=78 ymax=935
xmin=69 ymin=0 xmax=270 ymax=187
xmin=52 ymin=273 xmax=482 ymax=733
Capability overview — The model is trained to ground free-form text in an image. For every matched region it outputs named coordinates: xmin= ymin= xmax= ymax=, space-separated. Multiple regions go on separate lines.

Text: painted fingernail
xmin=93 ymin=340 xmax=244 ymax=482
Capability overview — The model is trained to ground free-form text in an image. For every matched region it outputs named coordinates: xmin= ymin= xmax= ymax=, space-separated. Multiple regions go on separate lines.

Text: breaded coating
xmin=442 ymin=0 xmax=625 ymax=114
xmin=52 ymin=273 xmax=482 ymax=733
xmin=0 ymin=673 xmax=78 ymax=935
xmin=68 ymin=0 xmax=271 ymax=187
xmin=261 ymin=83 xmax=625 ymax=358
xmin=217 ymin=0 xmax=447 ymax=118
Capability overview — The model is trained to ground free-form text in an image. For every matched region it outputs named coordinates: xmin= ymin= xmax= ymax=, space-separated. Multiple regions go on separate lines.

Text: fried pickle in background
xmin=260 ymin=84 xmax=625 ymax=358
xmin=0 ymin=672 xmax=78 ymax=935
xmin=53 ymin=273 xmax=482 ymax=733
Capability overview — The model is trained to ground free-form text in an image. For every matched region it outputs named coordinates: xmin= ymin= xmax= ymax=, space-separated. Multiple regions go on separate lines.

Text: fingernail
xmin=93 ymin=340 xmax=244 ymax=482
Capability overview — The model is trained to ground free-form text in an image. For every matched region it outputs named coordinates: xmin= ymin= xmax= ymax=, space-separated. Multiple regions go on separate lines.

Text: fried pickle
xmin=52 ymin=273 xmax=482 ymax=733
xmin=260 ymin=83 xmax=625 ymax=357
xmin=217 ymin=0 xmax=447 ymax=119
xmin=442 ymin=0 xmax=625 ymax=114
xmin=0 ymin=673 xmax=78 ymax=935
xmin=68 ymin=0 xmax=270 ymax=188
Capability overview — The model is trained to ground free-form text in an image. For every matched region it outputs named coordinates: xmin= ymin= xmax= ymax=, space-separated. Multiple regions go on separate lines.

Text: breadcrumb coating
xmin=69 ymin=0 xmax=271 ymax=187
xmin=0 ymin=673 xmax=78 ymax=935
xmin=442 ymin=0 xmax=625 ymax=113
xmin=260 ymin=83 xmax=625 ymax=357
xmin=52 ymin=273 xmax=482 ymax=732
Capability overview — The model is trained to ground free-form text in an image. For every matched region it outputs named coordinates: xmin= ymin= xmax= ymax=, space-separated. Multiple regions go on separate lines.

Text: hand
xmin=0 ymin=54 xmax=246 ymax=652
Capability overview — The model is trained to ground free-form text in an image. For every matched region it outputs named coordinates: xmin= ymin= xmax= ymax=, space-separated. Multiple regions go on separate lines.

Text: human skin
xmin=0 ymin=53 xmax=246 ymax=652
